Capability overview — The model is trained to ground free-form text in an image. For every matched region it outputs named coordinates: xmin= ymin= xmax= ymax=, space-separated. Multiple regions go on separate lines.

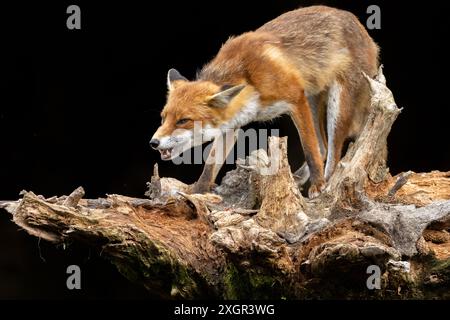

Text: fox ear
xmin=167 ymin=68 xmax=188 ymax=90
xmin=208 ymin=84 xmax=246 ymax=108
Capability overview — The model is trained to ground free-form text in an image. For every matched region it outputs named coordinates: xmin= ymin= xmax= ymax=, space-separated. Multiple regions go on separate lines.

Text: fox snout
xmin=150 ymin=137 xmax=174 ymax=160
xmin=149 ymin=138 xmax=160 ymax=149
xmin=150 ymin=121 xmax=221 ymax=161
xmin=150 ymin=126 xmax=194 ymax=160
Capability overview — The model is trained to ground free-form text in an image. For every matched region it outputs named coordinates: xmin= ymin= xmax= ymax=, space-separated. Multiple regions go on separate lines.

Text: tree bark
xmin=1 ymin=67 xmax=450 ymax=299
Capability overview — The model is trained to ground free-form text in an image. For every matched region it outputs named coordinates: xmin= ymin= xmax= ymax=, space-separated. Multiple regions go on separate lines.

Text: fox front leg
xmin=290 ymin=95 xmax=326 ymax=198
xmin=191 ymin=130 xmax=238 ymax=194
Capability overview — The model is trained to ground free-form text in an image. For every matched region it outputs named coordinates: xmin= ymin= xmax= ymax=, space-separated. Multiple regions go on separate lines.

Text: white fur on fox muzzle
xmin=153 ymin=131 xmax=194 ymax=160
xmin=154 ymin=136 xmax=174 ymax=160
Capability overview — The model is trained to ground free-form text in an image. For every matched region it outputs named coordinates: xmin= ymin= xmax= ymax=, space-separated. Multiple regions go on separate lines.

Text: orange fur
xmin=152 ymin=6 xmax=379 ymax=196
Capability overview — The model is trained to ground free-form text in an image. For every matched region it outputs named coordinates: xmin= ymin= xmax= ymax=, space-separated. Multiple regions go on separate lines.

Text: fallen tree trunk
xmin=1 ymin=68 xmax=450 ymax=299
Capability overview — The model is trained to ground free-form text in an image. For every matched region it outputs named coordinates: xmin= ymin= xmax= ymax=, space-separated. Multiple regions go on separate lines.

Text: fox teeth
xmin=160 ymin=148 xmax=172 ymax=159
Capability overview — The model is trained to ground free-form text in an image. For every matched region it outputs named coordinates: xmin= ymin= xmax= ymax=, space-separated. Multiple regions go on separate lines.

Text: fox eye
xmin=176 ymin=118 xmax=190 ymax=126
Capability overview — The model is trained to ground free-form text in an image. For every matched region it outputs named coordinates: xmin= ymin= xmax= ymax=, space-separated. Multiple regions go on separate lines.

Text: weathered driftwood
xmin=1 ymin=68 xmax=450 ymax=299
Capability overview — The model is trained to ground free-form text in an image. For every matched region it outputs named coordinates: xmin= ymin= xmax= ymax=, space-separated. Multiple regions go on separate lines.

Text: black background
xmin=1 ymin=0 xmax=449 ymax=299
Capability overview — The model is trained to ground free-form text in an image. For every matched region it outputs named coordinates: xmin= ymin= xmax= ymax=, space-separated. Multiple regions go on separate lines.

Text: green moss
xmin=171 ymin=261 xmax=198 ymax=298
xmin=248 ymin=272 xmax=276 ymax=291
xmin=106 ymin=238 xmax=185 ymax=296
xmin=222 ymin=263 xmax=283 ymax=299
xmin=428 ymin=257 xmax=450 ymax=290
xmin=431 ymin=257 xmax=450 ymax=274
xmin=223 ymin=263 xmax=248 ymax=299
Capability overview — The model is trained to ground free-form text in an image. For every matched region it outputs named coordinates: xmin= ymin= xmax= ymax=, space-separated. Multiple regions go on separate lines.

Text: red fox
xmin=150 ymin=6 xmax=379 ymax=197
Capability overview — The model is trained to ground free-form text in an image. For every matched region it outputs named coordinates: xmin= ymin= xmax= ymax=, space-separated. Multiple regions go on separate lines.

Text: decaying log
xmin=1 ymin=67 xmax=450 ymax=299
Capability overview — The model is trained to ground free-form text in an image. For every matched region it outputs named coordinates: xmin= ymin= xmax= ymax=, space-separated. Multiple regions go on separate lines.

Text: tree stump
xmin=1 ymin=67 xmax=450 ymax=299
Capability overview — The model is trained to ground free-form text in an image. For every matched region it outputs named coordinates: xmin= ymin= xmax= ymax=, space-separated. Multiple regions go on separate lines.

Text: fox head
xmin=150 ymin=69 xmax=246 ymax=160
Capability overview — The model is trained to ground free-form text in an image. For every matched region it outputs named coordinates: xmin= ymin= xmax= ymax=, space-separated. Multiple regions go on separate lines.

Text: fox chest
xmin=225 ymin=100 xmax=293 ymax=129
xmin=256 ymin=101 xmax=293 ymax=122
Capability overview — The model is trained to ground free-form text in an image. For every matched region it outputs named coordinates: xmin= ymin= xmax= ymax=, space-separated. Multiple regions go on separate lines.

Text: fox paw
xmin=308 ymin=181 xmax=325 ymax=198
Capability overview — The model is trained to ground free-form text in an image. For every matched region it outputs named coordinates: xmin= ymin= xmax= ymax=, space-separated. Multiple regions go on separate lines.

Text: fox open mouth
xmin=159 ymin=148 xmax=173 ymax=160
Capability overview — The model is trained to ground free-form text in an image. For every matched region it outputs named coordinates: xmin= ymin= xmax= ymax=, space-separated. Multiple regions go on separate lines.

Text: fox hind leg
xmin=290 ymin=95 xmax=325 ymax=198
xmin=324 ymin=80 xmax=353 ymax=180
xmin=294 ymin=93 xmax=327 ymax=187
xmin=309 ymin=93 xmax=328 ymax=160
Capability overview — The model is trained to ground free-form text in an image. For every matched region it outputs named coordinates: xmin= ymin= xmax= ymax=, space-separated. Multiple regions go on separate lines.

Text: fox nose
xmin=150 ymin=139 xmax=160 ymax=149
